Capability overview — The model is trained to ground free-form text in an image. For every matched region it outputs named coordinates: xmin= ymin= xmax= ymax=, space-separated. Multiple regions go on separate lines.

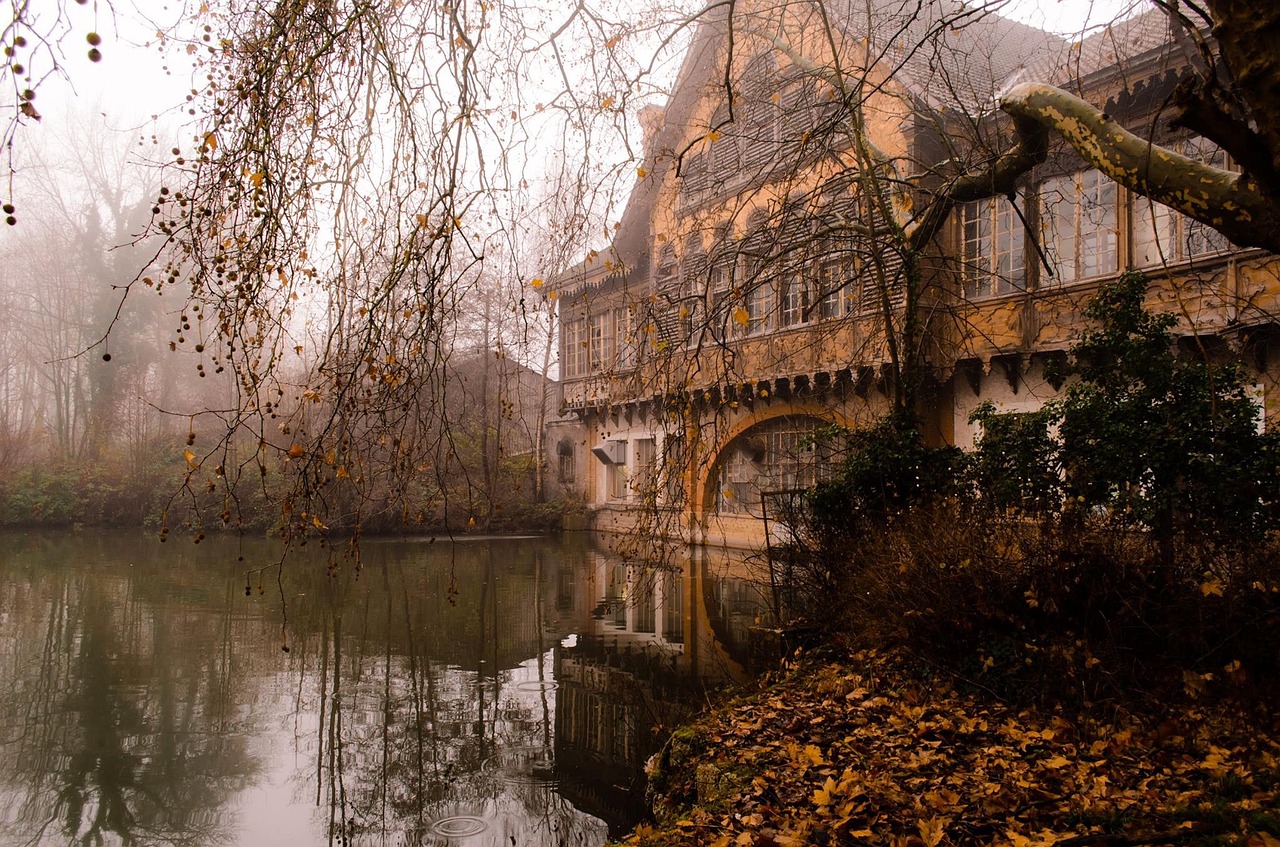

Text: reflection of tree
xmin=0 ymin=532 xmax=711 ymax=845
xmin=296 ymin=545 xmax=609 ymax=846
xmin=0 ymin=564 xmax=258 ymax=847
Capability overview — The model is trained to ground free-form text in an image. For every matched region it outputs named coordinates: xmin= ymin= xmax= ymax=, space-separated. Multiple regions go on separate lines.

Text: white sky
xmin=1000 ymin=0 xmax=1140 ymax=34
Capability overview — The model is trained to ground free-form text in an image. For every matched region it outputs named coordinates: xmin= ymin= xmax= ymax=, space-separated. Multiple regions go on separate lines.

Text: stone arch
xmin=555 ymin=437 xmax=577 ymax=484
xmin=690 ymin=400 xmax=860 ymax=518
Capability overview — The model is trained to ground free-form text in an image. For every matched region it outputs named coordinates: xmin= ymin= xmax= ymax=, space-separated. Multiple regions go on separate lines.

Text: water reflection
xmin=296 ymin=541 xmax=610 ymax=846
xmin=0 ymin=535 xmax=256 ymax=845
xmin=0 ymin=532 xmax=772 ymax=846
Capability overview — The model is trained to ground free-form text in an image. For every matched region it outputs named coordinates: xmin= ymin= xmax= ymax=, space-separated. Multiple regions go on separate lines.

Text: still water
xmin=0 ymin=531 xmax=769 ymax=846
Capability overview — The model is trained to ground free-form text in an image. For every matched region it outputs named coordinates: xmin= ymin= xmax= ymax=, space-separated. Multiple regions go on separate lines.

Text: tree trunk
xmin=1206 ymin=0 xmax=1280 ymax=190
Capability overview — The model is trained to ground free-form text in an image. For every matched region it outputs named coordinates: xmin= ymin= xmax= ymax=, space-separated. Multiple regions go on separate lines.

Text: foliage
xmin=1046 ymin=272 xmax=1280 ymax=547
xmin=806 ymin=410 xmax=966 ymax=534
xmin=0 ymin=460 xmax=168 ymax=528
xmin=782 ymin=413 xmax=968 ymax=624
xmin=806 ymin=506 xmax=1280 ymax=703
xmin=782 ymin=276 xmax=1280 ymax=704
xmin=969 ymin=401 xmax=1061 ymax=514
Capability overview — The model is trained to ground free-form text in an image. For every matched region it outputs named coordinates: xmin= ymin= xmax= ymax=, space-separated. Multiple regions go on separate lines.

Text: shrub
xmin=969 ymin=401 xmax=1061 ymax=514
xmin=806 ymin=410 xmax=966 ymax=539
xmin=781 ymin=273 xmax=1280 ymax=705
xmin=794 ymin=502 xmax=1280 ymax=706
xmin=781 ymin=411 xmax=968 ymax=622
xmin=1048 ymin=271 xmax=1280 ymax=548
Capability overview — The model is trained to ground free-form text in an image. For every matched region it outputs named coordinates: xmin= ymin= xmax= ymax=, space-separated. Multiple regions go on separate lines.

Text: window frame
xmin=1130 ymin=136 xmax=1232 ymax=267
xmin=562 ymin=315 xmax=588 ymax=378
xmin=960 ymin=194 xmax=1027 ymax=300
xmin=588 ymin=311 xmax=614 ymax=373
xmin=1040 ymin=168 xmax=1118 ymax=285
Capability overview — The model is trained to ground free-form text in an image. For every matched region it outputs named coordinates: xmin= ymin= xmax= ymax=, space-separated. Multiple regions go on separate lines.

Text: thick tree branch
xmin=1205 ymin=0 xmax=1280 ymax=187
xmin=1171 ymin=76 xmax=1277 ymax=194
xmin=1000 ymin=82 xmax=1280 ymax=255
xmin=904 ymin=115 xmax=1049 ymax=253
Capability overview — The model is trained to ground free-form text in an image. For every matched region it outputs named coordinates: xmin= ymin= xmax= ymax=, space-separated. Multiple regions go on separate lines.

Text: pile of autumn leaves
xmin=622 ymin=655 xmax=1280 ymax=847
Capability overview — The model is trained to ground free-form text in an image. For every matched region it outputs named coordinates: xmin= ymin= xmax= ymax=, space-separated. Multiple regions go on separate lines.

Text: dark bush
xmin=1048 ymin=271 xmax=1280 ymax=548
xmin=781 ymin=274 xmax=1280 ymax=706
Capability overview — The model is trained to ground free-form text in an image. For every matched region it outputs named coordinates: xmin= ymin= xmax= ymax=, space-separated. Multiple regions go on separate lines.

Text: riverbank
xmin=617 ymin=650 xmax=1280 ymax=847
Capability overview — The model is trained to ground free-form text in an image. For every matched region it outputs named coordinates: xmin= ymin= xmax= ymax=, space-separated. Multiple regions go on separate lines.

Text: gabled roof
xmin=557 ymin=1 xmax=1088 ymax=287
xmin=834 ymin=0 xmax=1065 ymax=113
xmin=1056 ymin=7 xmax=1180 ymax=83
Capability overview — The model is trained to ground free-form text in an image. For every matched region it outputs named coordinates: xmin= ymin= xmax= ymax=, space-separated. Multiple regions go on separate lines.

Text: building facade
xmin=546 ymin=0 xmax=1280 ymax=549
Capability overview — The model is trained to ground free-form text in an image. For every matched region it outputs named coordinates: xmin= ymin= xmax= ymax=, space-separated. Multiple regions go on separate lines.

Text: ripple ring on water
xmin=513 ymin=680 xmax=559 ymax=693
xmin=429 ymin=816 xmax=489 ymax=838
xmin=483 ymin=745 xmax=558 ymax=786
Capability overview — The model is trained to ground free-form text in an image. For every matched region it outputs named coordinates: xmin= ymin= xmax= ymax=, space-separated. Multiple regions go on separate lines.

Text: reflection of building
xmin=552 ymin=542 xmax=770 ymax=827
xmin=546 ymin=0 xmax=1280 ymax=549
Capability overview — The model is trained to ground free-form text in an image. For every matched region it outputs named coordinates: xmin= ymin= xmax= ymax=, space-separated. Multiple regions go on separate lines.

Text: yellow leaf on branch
xmin=1200 ymin=577 xmax=1225 ymax=597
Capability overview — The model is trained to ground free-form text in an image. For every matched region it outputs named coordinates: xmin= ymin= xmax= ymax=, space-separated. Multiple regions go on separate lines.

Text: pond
xmin=0 ymin=531 xmax=771 ymax=846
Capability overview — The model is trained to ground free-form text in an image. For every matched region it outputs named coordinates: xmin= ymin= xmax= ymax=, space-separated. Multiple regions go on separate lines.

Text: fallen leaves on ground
xmin=621 ymin=653 xmax=1280 ymax=847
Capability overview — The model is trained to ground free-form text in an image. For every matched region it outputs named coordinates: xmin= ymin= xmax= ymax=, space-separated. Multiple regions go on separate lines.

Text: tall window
xmin=662 ymin=435 xmax=686 ymax=505
xmin=737 ymin=214 xmax=774 ymax=336
xmin=633 ymin=570 xmax=656 ymax=633
xmin=563 ymin=317 xmax=588 ymax=377
xmin=745 ymin=279 xmax=773 ymax=335
xmin=816 ymin=246 xmax=854 ymax=319
xmin=681 ymin=242 xmax=707 ymax=343
xmin=961 ymin=196 xmax=1026 ymax=298
xmin=707 ymin=243 xmax=734 ymax=342
xmin=607 ymin=442 xmax=628 ymax=500
xmin=632 ymin=438 xmax=657 ymax=499
xmin=615 ymin=306 xmax=637 ymax=369
xmin=1132 ymin=137 xmax=1231 ymax=266
xmin=557 ymin=439 xmax=576 ymax=484
xmin=588 ymin=312 xmax=614 ymax=372
xmin=779 ymin=269 xmax=811 ymax=328
xmin=1041 ymin=169 xmax=1117 ymax=284
xmin=662 ymin=570 xmax=684 ymax=644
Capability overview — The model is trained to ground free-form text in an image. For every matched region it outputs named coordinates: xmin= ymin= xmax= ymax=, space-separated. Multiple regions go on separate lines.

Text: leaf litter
xmin=621 ymin=652 xmax=1280 ymax=847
